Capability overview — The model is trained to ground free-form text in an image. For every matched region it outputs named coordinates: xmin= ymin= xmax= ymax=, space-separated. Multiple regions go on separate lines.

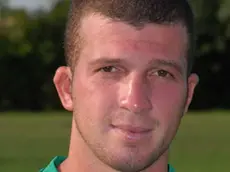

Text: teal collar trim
xmin=40 ymin=156 xmax=175 ymax=172
xmin=40 ymin=156 xmax=66 ymax=172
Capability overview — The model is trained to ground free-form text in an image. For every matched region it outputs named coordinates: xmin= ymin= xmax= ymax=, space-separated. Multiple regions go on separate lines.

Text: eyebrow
xmin=88 ymin=57 xmax=126 ymax=67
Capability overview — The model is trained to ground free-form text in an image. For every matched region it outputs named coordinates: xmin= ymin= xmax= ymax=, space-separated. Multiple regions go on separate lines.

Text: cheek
xmin=151 ymin=83 xmax=186 ymax=143
xmin=72 ymin=75 xmax=119 ymax=123
xmin=151 ymin=82 xmax=187 ymax=120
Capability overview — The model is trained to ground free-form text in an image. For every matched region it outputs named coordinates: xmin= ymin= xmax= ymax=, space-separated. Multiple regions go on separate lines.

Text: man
xmin=40 ymin=0 xmax=199 ymax=171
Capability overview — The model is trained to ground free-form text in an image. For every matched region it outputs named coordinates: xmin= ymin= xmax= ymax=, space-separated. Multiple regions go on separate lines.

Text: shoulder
xmin=39 ymin=156 xmax=66 ymax=172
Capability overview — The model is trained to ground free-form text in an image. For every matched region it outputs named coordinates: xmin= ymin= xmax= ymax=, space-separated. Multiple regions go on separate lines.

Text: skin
xmin=53 ymin=14 xmax=199 ymax=172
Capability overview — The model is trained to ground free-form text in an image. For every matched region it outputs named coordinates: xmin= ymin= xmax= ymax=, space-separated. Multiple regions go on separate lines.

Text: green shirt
xmin=40 ymin=156 xmax=175 ymax=172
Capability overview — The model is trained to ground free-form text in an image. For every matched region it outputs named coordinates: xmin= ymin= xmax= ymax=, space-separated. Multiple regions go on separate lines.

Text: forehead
xmin=79 ymin=14 xmax=187 ymax=64
xmin=81 ymin=14 xmax=187 ymax=42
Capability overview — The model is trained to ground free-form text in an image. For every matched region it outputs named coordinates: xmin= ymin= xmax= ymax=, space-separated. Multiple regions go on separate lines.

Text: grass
xmin=0 ymin=111 xmax=229 ymax=172
xmin=170 ymin=111 xmax=230 ymax=172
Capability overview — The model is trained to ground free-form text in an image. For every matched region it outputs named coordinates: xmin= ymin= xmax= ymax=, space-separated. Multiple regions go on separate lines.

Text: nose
xmin=119 ymin=75 xmax=153 ymax=114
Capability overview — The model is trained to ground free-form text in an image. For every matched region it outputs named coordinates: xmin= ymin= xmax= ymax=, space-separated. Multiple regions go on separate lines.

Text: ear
xmin=53 ymin=66 xmax=73 ymax=111
xmin=184 ymin=73 xmax=199 ymax=113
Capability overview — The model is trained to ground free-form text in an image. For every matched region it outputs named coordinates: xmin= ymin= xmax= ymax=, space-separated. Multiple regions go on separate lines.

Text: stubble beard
xmin=72 ymin=92 xmax=187 ymax=172
xmin=73 ymin=114 xmax=172 ymax=172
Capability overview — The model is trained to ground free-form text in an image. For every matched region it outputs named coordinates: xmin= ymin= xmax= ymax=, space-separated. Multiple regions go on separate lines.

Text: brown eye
xmin=157 ymin=70 xmax=169 ymax=77
xmin=100 ymin=66 xmax=117 ymax=73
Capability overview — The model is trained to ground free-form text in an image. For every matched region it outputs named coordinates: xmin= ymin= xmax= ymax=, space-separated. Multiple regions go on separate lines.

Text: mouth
xmin=111 ymin=124 xmax=152 ymax=132
xmin=111 ymin=124 xmax=152 ymax=142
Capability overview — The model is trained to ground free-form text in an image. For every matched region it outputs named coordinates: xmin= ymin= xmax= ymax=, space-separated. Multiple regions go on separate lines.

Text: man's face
xmin=57 ymin=14 xmax=198 ymax=171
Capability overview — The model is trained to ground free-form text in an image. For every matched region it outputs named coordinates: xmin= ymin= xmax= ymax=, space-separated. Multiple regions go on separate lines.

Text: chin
xmin=95 ymin=144 xmax=166 ymax=172
xmin=105 ymin=152 xmax=160 ymax=172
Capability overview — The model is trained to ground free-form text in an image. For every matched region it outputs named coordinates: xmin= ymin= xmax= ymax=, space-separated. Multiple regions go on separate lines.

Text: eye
xmin=153 ymin=70 xmax=173 ymax=78
xmin=157 ymin=70 xmax=169 ymax=77
xmin=99 ymin=66 xmax=117 ymax=73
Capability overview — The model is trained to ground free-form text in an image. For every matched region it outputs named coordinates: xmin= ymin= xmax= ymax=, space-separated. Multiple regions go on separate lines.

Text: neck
xmin=58 ymin=119 xmax=170 ymax=172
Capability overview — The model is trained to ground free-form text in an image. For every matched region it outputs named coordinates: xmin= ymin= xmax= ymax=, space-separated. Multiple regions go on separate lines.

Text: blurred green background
xmin=0 ymin=0 xmax=230 ymax=171
xmin=1 ymin=111 xmax=229 ymax=172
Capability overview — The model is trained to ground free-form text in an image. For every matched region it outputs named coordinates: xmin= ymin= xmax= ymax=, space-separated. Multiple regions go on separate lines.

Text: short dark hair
xmin=64 ymin=0 xmax=195 ymax=75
